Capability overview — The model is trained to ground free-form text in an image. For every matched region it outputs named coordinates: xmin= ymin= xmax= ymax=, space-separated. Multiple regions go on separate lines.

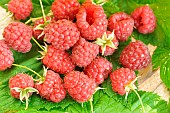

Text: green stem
xmin=25 ymin=17 xmax=43 ymax=24
xmin=25 ymin=93 xmax=29 ymax=110
xmin=12 ymin=64 xmax=42 ymax=78
xmin=132 ymin=89 xmax=145 ymax=113
xmin=31 ymin=37 xmax=45 ymax=52
xmin=89 ymin=97 xmax=94 ymax=113
xmin=39 ymin=0 xmax=46 ymax=23
xmin=25 ymin=18 xmax=32 ymax=25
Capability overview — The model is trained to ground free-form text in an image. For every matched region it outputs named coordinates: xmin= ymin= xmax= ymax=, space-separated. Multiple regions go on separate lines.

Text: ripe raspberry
xmin=110 ymin=68 xmax=136 ymax=95
xmin=71 ymin=38 xmax=99 ymax=67
xmin=35 ymin=70 xmax=66 ymax=102
xmin=95 ymin=31 xmax=119 ymax=56
xmin=8 ymin=0 xmax=33 ymax=20
xmin=0 ymin=40 xmax=14 ymax=71
xmin=52 ymin=0 xmax=80 ymax=20
xmin=33 ymin=16 xmax=51 ymax=40
xmin=44 ymin=19 xmax=80 ymax=50
xmin=108 ymin=12 xmax=134 ymax=41
xmin=84 ymin=57 xmax=113 ymax=85
xmin=3 ymin=22 xmax=32 ymax=53
xmin=42 ymin=45 xmax=75 ymax=74
xmin=9 ymin=73 xmax=34 ymax=99
xmin=64 ymin=71 xmax=96 ymax=103
xmin=131 ymin=5 xmax=156 ymax=34
xmin=120 ymin=40 xmax=151 ymax=70
xmin=9 ymin=73 xmax=38 ymax=109
xmin=76 ymin=0 xmax=107 ymax=40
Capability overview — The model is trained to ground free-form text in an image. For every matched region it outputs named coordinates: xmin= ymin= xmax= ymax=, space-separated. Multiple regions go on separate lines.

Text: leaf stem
xmin=39 ymin=0 xmax=46 ymax=23
xmin=31 ymin=37 xmax=45 ymax=52
xmin=132 ymin=89 xmax=145 ymax=113
xmin=89 ymin=97 xmax=94 ymax=113
xmin=25 ymin=18 xmax=32 ymax=25
xmin=12 ymin=64 xmax=42 ymax=78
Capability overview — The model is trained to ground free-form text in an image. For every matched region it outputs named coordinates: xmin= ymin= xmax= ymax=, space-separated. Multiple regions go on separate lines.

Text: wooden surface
xmin=0 ymin=7 xmax=169 ymax=102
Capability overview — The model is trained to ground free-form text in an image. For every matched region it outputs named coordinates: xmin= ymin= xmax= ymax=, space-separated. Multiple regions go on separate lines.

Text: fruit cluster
xmin=0 ymin=0 xmax=156 ymax=111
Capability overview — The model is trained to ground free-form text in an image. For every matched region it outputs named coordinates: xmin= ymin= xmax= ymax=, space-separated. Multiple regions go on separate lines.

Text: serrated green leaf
xmin=160 ymin=59 xmax=170 ymax=88
xmin=152 ymin=46 xmax=170 ymax=88
xmin=102 ymin=2 xmax=120 ymax=18
xmin=132 ymin=0 xmax=157 ymax=4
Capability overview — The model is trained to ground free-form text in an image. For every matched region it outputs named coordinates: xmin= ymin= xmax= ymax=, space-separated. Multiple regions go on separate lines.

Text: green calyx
xmin=125 ymin=77 xmax=146 ymax=113
xmin=94 ymin=31 xmax=117 ymax=55
xmin=11 ymin=87 xmax=39 ymax=110
xmin=35 ymin=66 xmax=47 ymax=84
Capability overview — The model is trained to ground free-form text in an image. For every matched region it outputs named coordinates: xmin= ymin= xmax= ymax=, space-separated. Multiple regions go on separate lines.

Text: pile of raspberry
xmin=1 ymin=0 xmax=156 ymax=110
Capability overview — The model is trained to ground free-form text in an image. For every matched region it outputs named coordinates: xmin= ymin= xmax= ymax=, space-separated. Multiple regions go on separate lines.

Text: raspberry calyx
xmin=11 ymin=87 xmax=39 ymax=110
xmin=124 ymin=77 xmax=145 ymax=113
xmin=94 ymin=31 xmax=117 ymax=55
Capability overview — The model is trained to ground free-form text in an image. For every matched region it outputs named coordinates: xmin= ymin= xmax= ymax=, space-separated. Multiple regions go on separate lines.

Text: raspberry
xmin=52 ymin=0 xmax=80 ymax=20
xmin=131 ymin=5 xmax=156 ymax=34
xmin=76 ymin=0 xmax=107 ymax=40
xmin=120 ymin=40 xmax=151 ymax=70
xmin=0 ymin=40 xmax=14 ymax=71
xmin=3 ymin=22 xmax=32 ymax=53
xmin=84 ymin=57 xmax=113 ymax=85
xmin=71 ymin=38 xmax=99 ymax=67
xmin=64 ymin=71 xmax=96 ymax=103
xmin=95 ymin=31 xmax=119 ymax=56
xmin=42 ymin=45 xmax=75 ymax=74
xmin=9 ymin=73 xmax=34 ymax=99
xmin=8 ymin=0 xmax=33 ymax=20
xmin=110 ymin=68 xmax=136 ymax=95
xmin=9 ymin=73 xmax=38 ymax=109
xmin=108 ymin=12 xmax=134 ymax=41
xmin=33 ymin=16 xmax=51 ymax=40
xmin=35 ymin=70 xmax=66 ymax=102
xmin=44 ymin=19 xmax=80 ymax=50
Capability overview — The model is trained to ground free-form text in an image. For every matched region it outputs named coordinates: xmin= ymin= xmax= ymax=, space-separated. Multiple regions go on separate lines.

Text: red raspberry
xmin=9 ymin=73 xmax=34 ymax=99
xmin=42 ymin=45 xmax=75 ymax=74
xmin=44 ymin=19 xmax=80 ymax=50
xmin=110 ymin=68 xmax=136 ymax=95
xmin=76 ymin=0 xmax=107 ymax=40
xmin=71 ymin=38 xmax=99 ymax=67
xmin=108 ymin=12 xmax=134 ymax=41
xmin=8 ymin=0 xmax=33 ymax=20
xmin=33 ymin=16 xmax=51 ymax=40
xmin=52 ymin=0 xmax=80 ymax=20
xmin=84 ymin=57 xmax=113 ymax=85
xmin=120 ymin=40 xmax=151 ymax=70
xmin=35 ymin=70 xmax=66 ymax=102
xmin=131 ymin=5 xmax=156 ymax=34
xmin=9 ymin=73 xmax=38 ymax=109
xmin=64 ymin=71 xmax=96 ymax=103
xmin=3 ymin=22 xmax=32 ymax=53
xmin=0 ymin=40 xmax=14 ymax=71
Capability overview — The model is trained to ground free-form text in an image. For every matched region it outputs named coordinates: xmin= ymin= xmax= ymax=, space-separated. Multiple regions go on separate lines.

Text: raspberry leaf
xmin=132 ymin=0 xmax=158 ymax=4
xmin=102 ymin=1 xmax=120 ymax=17
xmin=152 ymin=46 xmax=170 ymax=88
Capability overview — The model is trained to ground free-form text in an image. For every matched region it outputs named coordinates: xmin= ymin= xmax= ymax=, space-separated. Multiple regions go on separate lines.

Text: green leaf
xmin=132 ymin=0 xmax=157 ymax=4
xmin=0 ymin=0 xmax=9 ymax=9
xmin=152 ymin=46 xmax=170 ymax=88
xmin=102 ymin=2 xmax=120 ymax=18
